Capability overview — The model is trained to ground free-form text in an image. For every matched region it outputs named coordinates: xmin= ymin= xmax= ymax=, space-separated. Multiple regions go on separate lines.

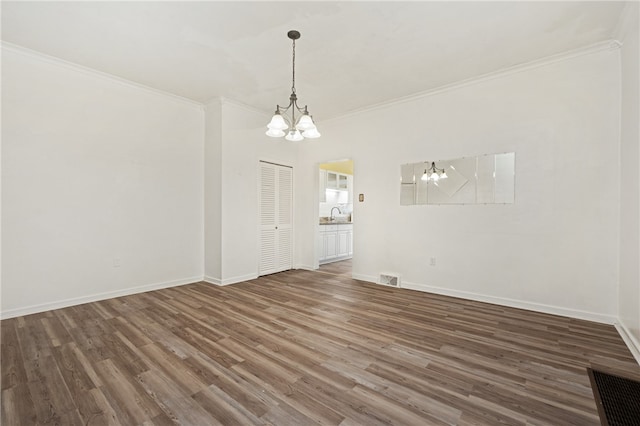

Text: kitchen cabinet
xmin=324 ymin=232 xmax=338 ymax=260
xmin=319 ymin=223 xmax=353 ymax=264
xmin=337 ymin=228 xmax=349 ymax=257
xmin=326 ymin=171 xmax=338 ymax=189
xmin=325 ymin=171 xmax=351 ymax=191
xmin=338 ymin=174 xmax=348 ymax=190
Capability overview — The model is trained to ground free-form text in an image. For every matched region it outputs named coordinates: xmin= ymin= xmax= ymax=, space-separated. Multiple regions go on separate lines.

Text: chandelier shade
xmin=295 ymin=114 xmax=315 ymax=131
xmin=266 ymin=30 xmax=320 ymax=141
xmin=265 ymin=128 xmax=286 ymax=138
xmin=267 ymin=113 xmax=288 ymax=131
xmin=285 ymin=129 xmax=304 ymax=142
xmin=302 ymin=127 xmax=321 ymax=138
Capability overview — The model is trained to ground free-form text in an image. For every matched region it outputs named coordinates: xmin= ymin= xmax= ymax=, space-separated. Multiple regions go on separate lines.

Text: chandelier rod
xmin=291 ymin=35 xmax=296 ymax=94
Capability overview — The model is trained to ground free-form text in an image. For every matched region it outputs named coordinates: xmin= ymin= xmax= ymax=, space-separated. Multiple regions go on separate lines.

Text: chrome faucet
xmin=330 ymin=207 xmax=341 ymax=221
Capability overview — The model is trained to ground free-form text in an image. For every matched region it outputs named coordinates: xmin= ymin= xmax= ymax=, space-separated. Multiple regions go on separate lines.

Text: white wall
xmin=297 ymin=45 xmax=621 ymax=323
xmin=204 ymin=99 xmax=298 ymax=284
xmin=204 ymin=100 xmax=222 ymax=282
xmin=1 ymin=46 xmax=204 ymax=318
xmin=618 ymin=3 xmax=640 ymax=360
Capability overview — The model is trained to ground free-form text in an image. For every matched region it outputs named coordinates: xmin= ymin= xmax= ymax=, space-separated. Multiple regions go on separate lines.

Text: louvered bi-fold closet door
xmin=259 ymin=162 xmax=293 ymax=276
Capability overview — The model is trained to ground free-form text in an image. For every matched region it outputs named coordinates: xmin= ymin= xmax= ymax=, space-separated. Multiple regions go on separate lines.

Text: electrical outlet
xmin=429 ymin=257 xmax=436 ymax=266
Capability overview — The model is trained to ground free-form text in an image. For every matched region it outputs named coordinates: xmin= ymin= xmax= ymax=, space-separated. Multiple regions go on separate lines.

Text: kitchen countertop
xmin=319 ymin=221 xmax=353 ymax=225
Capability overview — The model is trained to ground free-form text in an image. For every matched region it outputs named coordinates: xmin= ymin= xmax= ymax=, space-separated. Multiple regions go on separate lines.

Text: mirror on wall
xmin=400 ymin=152 xmax=515 ymax=205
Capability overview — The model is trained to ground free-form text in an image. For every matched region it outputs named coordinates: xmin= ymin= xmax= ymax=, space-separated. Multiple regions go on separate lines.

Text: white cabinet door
xmin=337 ymin=230 xmax=349 ymax=257
xmin=259 ymin=162 xmax=293 ymax=276
xmin=338 ymin=174 xmax=348 ymax=190
xmin=326 ymin=171 xmax=338 ymax=189
xmin=324 ymin=232 xmax=337 ymax=260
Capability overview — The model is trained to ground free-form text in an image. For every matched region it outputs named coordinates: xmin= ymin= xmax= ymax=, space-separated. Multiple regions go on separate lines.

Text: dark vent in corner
xmin=588 ymin=368 xmax=640 ymax=425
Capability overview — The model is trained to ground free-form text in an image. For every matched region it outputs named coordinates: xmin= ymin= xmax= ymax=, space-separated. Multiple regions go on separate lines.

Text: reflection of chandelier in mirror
xmin=421 ymin=162 xmax=448 ymax=182
xmin=266 ymin=30 xmax=320 ymax=141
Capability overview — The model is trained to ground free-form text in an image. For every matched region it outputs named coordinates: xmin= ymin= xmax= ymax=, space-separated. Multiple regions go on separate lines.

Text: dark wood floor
xmin=2 ymin=266 xmax=639 ymax=425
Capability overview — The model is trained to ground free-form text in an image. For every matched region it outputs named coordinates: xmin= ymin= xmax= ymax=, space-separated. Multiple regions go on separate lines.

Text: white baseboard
xmin=352 ymin=273 xmax=379 ymax=283
xmin=351 ymin=274 xmax=616 ymax=325
xmin=222 ymin=273 xmax=258 ymax=285
xmin=296 ymin=264 xmax=317 ymax=271
xmin=615 ymin=322 xmax=640 ymax=365
xmin=0 ymin=275 xmax=204 ymax=319
xmin=204 ymin=273 xmax=258 ymax=286
xmin=203 ymin=275 xmax=222 ymax=285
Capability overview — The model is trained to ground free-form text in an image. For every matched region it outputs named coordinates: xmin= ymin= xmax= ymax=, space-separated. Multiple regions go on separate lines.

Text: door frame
xmin=316 ymin=158 xmax=354 ymax=269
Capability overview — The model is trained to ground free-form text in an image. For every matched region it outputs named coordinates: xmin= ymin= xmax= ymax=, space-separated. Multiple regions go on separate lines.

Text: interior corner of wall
xmin=614 ymin=322 xmax=640 ymax=365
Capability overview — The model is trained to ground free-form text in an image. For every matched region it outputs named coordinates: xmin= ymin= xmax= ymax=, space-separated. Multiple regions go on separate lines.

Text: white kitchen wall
xmin=204 ymin=98 xmax=298 ymax=284
xmin=319 ymin=188 xmax=350 ymax=218
xmin=617 ymin=2 xmax=640 ymax=361
xmin=1 ymin=45 xmax=204 ymax=318
xmin=297 ymin=44 xmax=621 ymax=323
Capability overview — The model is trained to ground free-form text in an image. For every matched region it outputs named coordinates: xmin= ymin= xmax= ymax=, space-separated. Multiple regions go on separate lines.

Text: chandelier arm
xmin=293 ymin=102 xmax=309 ymax=114
xmin=276 ymin=104 xmax=292 ymax=113
xmin=276 ymin=97 xmax=295 ymax=113
xmin=286 ymin=97 xmax=311 ymax=119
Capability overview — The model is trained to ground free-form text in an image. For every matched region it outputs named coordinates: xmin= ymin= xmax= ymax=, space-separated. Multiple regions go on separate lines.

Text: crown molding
xmin=2 ymin=36 xmax=623 ymax=125
xmin=325 ymin=39 xmax=622 ymax=124
xmin=1 ymin=41 xmax=203 ymax=109
xmin=612 ymin=1 xmax=639 ymax=42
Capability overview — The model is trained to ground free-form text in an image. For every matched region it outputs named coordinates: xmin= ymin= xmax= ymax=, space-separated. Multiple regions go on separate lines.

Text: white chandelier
xmin=266 ymin=30 xmax=320 ymax=141
xmin=421 ymin=162 xmax=448 ymax=182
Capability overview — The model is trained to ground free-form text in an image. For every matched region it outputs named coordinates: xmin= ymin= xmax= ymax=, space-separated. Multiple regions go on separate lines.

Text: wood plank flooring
xmin=2 ymin=263 xmax=639 ymax=425
xmin=318 ymin=259 xmax=352 ymax=276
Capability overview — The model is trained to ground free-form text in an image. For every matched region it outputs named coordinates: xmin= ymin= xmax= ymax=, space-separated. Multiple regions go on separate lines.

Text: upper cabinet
xmin=327 ymin=171 xmax=338 ymax=189
xmin=338 ymin=174 xmax=348 ymax=190
xmin=326 ymin=171 xmax=351 ymax=191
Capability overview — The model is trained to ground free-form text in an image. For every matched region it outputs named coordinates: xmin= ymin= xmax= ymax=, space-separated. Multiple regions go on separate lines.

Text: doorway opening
xmin=318 ymin=159 xmax=354 ymax=274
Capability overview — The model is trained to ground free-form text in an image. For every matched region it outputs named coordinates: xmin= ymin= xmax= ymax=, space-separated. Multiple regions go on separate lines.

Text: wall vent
xmin=379 ymin=273 xmax=400 ymax=287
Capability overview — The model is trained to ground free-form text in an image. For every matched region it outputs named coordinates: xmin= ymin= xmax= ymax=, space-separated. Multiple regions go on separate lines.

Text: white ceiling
xmin=1 ymin=1 xmax=627 ymax=120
